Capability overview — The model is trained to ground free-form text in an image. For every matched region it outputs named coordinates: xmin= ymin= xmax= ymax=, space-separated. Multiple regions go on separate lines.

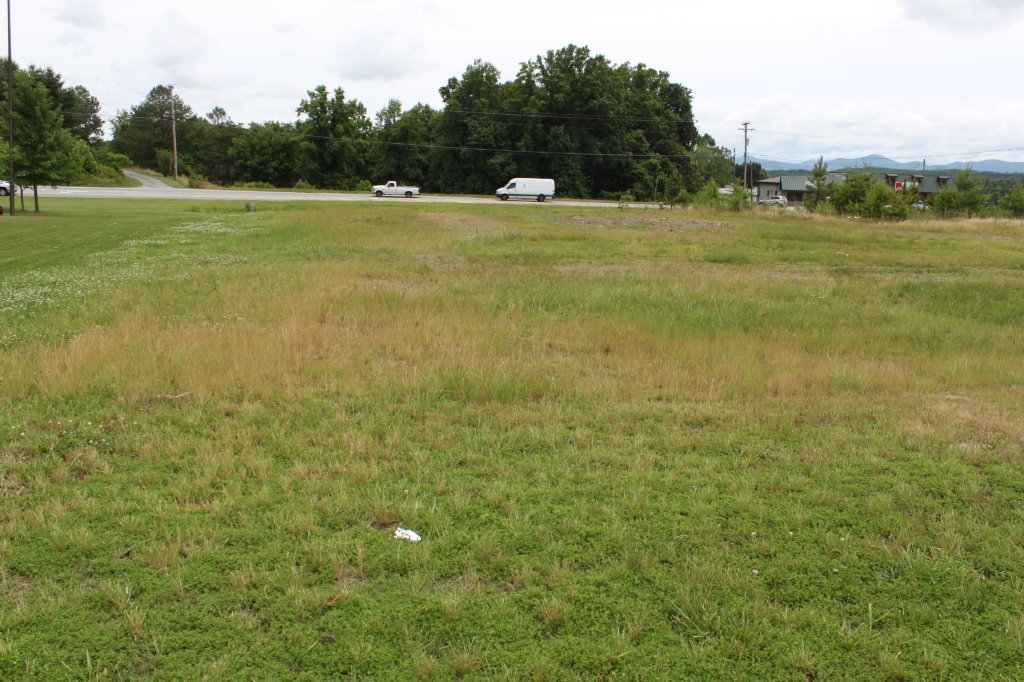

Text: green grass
xmin=2 ymin=200 xmax=1024 ymax=679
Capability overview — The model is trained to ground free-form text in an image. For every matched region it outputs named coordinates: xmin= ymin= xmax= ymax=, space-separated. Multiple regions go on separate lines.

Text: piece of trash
xmin=394 ymin=528 xmax=421 ymax=542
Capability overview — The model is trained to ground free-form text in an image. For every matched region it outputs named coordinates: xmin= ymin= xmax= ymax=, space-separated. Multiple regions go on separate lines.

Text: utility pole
xmin=738 ymin=122 xmax=754 ymax=200
xmin=7 ymin=0 xmax=14 ymax=216
xmin=169 ymin=85 xmax=178 ymax=181
xmin=922 ymin=159 xmax=926 ymax=172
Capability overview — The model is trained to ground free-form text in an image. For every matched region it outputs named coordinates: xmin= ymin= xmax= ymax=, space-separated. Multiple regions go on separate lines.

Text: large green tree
xmin=433 ymin=60 xmax=512 ymax=194
xmin=186 ymin=107 xmax=245 ymax=184
xmin=295 ymin=85 xmax=370 ymax=189
xmin=434 ymin=46 xmax=702 ymax=199
xmin=367 ymin=100 xmax=438 ymax=188
xmin=229 ymin=122 xmax=303 ymax=187
xmin=111 ymin=85 xmax=196 ymax=171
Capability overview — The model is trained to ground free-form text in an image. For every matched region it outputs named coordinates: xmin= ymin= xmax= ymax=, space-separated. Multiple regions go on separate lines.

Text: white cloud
xmin=332 ymin=29 xmax=427 ymax=82
xmin=897 ymin=0 xmax=1024 ymax=30
xmin=50 ymin=0 xmax=107 ymax=30
xmin=700 ymin=95 xmax=1024 ymax=164
xmin=16 ymin=0 xmax=1024 ymax=161
xmin=145 ymin=10 xmax=213 ymax=87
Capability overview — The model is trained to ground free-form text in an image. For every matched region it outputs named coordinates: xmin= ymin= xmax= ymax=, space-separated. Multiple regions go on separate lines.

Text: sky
xmin=18 ymin=0 xmax=1024 ymax=164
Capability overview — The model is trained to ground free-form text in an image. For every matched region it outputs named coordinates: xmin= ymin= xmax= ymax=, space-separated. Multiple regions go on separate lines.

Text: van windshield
xmin=507 ymin=183 xmax=516 ymax=189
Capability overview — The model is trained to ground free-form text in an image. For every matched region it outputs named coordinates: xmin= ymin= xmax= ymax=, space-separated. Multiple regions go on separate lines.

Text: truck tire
xmin=537 ymin=194 xmax=545 ymax=202
xmin=0 ymin=188 xmax=7 ymax=196
xmin=499 ymin=194 xmax=509 ymax=201
xmin=405 ymin=191 xmax=413 ymax=198
xmin=375 ymin=190 xmax=383 ymax=197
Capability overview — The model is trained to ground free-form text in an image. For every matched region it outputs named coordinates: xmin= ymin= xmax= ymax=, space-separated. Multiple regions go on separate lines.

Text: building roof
xmin=912 ymin=175 xmax=956 ymax=193
xmin=780 ymin=176 xmax=813 ymax=192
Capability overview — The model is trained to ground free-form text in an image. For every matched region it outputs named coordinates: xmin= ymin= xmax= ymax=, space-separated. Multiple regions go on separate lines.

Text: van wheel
xmin=405 ymin=191 xmax=413 ymax=198
xmin=0 ymin=188 xmax=7 ymax=197
xmin=499 ymin=194 xmax=509 ymax=201
xmin=537 ymin=194 xmax=545 ymax=202
xmin=375 ymin=190 xmax=383 ymax=197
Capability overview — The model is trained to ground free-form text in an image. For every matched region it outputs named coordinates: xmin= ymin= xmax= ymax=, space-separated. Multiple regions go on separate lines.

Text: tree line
xmin=109 ymin=45 xmax=736 ymax=199
xmin=4 ymin=44 xmax=1022 ymax=217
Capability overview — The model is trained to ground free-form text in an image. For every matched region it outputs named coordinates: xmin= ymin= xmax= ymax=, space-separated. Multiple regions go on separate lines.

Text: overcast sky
xmin=18 ymin=0 xmax=1024 ymax=163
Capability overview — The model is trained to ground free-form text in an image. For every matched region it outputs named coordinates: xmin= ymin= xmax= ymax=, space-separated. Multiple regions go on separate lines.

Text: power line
xmin=54 ymin=106 xmax=1024 ymax=158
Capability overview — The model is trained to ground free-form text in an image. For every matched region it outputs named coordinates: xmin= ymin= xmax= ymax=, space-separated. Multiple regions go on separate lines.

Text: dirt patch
xmin=557 ymin=214 xmax=731 ymax=231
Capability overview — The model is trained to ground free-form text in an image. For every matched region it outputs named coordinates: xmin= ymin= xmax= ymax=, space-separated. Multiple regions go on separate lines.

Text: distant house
xmin=759 ymin=172 xmax=956 ymax=205
xmin=757 ymin=173 xmax=846 ymax=204
xmin=758 ymin=176 xmax=807 ymax=203
xmin=883 ymin=173 xmax=955 ymax=201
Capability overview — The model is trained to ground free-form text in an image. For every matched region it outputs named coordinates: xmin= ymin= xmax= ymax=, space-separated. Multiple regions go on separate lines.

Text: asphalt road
xmin=33 ymin=172 xmax=628 ymax=209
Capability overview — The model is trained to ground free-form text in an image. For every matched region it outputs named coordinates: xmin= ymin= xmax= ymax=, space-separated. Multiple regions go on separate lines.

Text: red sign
xmin=894 ymin=181 xmax=904 ymax=190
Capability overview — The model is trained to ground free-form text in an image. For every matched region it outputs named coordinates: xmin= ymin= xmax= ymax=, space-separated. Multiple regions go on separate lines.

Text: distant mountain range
xmin=753 ymin=155 xmax=1024 ymax=174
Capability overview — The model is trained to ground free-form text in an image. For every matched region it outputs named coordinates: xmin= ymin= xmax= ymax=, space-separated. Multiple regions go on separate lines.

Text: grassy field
xmin=1 ymin=199 xmax=1023 ymax=680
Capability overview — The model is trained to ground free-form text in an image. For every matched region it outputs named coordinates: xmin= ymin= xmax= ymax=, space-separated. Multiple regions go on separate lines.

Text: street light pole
xmin=7 ymin=0 xmax=14 ymax=216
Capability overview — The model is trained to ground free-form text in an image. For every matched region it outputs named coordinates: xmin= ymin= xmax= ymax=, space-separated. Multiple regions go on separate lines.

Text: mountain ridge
xmin=754 ymin=155 xmax=1024 ymax=174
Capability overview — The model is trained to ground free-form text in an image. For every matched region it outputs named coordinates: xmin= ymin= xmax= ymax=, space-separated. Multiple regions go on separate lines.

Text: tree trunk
xmin=33 ymin=183 xmax=39 ymax=213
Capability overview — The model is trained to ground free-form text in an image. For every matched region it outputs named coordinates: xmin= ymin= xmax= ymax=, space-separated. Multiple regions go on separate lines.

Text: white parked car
xmin=759 ymin=195 xmax=787 ymax=206
xmin=371 ymin=181 xmax=420 ymax=198
xmin=0 ymin=180 xmax=10 ymax=196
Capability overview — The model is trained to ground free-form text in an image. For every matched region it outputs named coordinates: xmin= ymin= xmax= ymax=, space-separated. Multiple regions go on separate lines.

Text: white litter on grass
xmin=394 ymin=528 xmax=421 ymax=542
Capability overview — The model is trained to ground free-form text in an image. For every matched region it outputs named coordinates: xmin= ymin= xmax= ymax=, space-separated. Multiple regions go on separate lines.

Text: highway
xmin=31 ymin=171 xmax=628 ymax=209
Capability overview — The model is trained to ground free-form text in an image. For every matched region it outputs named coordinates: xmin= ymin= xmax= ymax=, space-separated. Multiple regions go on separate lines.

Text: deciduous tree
xmin=111 ymin=85 xmax=196 ymax=171
xmin=295 ymin=85 xmax=370 ymax=189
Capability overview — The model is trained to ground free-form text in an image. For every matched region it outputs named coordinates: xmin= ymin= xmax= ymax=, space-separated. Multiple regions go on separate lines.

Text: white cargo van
xmin=496 ymin=178 xmax=555 ymax=202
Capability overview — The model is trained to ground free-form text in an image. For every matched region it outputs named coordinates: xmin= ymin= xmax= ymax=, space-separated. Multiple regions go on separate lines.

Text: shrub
xmin=724 ymin=183 xmax=749 ymax=212
xmin=693 ymin=180 xmax=721 ymax=209
xmin=293 ymin=179 xmax=315 ymax=190
xmin=1003 ymin=184 xmax=1024 ymax=217
xmin=355 ymin=180 xmax=372 ymax=193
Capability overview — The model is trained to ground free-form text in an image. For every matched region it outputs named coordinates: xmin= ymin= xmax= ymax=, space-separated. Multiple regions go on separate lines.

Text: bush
xmin=355 ymin=180 xmax=372 ymax=193
xmin=294 ymin=179 xmax=315 ymax=190
xmin=816 ymin=201 xmax=837 ymax=216
xmin=693 ymin=180 xmax=721 ymax=209
xmin=1003 ymin=184 xmax=1024 ymax=217
xmin=881 ymin=202 xmax=910 ymax=221
xmin=724 ymin=184 xmax=749 ymax=212
xmin=233 ymin=181 xmax=274 ymax=190
xmin=618 ymin=193 xmax=635 ymax=210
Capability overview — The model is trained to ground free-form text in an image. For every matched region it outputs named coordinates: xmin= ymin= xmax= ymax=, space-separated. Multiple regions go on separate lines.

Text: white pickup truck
xmin=371 ymin=181 xmax=420 ymax=198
